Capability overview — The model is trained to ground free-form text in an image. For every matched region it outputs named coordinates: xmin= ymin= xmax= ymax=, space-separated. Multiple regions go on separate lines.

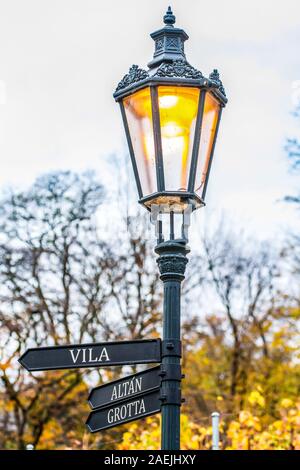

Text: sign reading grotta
xmin=86 ymin=390 xmax=161 ymax=432
xmin=88 ymin=366 xmax=161 ymax=410
xmin=19 ymin=339 xmax=161 ymax=371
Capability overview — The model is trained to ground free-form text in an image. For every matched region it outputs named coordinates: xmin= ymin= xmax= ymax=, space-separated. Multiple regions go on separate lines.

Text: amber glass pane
xmin=123 ymin=88 xmax=156 ymax=196
xmin=194 ymin=92 xmax=220 ymax=196
xmin=158 ymin=86 xmax=200 ymax=191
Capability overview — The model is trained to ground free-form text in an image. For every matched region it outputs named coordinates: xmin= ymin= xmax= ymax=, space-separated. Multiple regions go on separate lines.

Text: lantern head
xmin=114 ymin=7 xmax=227 ymax=213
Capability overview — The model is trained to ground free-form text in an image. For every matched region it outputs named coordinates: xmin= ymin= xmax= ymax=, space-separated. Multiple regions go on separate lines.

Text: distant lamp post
xmin=114 ymin=7 xmax=227 ymax=450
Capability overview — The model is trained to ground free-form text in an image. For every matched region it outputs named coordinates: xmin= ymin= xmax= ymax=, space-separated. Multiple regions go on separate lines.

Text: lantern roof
xmin=147 ymin=6 xmax=189 ymax=69
xmin=113 ymin=7 xmax=227 ymax=105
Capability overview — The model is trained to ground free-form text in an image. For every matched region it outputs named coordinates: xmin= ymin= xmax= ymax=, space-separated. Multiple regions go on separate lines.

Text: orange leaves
xmin=0 ymin=362 xmax=10 ymax=372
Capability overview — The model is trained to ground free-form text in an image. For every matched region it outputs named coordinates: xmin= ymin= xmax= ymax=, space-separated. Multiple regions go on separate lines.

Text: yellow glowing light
xmin=123 ymin=85 xmax=202 ymax=194
xmin=194 ymin=93 xmax=220 ymax=194
xmin=159 ymin=95 xmax=179 ymax=109
xmin=162 ymin=123 xmax=183 ymax=138
xmin=124 ymin=87 xmax=152 ymax=118
xmin=143 ymin=133 xmax=155 ymax=162
xmin=158 ymin=86 xmax=200 ymax=190
xmin=123 ymin=88 xmax=156 ymax=195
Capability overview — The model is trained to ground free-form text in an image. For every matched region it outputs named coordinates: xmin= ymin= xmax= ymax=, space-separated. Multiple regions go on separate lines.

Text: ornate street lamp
xmin=114 ymin=7 xmax=226 ymax=214
xmin=114 ymin=7 xmax=227 ymax=451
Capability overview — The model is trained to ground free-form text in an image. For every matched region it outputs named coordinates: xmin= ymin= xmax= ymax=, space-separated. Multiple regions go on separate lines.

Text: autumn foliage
xmin=0 ymin=171 xmax=299 ymax=450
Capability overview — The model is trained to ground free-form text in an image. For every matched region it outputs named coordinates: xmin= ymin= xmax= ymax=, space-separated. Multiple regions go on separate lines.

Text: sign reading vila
xmin=88 ymin=366 xmax=161 ymax=410
xmin=19 ymin=339 xmax=161 ymax=371
xmin=86 ymin=389 xmax=161 ymax=432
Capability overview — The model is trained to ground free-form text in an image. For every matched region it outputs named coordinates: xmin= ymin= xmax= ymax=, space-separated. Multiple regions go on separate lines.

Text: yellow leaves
xmin=230 ymin=411 xmax=262 ymax=435
xmin=248 ymin=390 xmax=265 ymax=408
xmin=118 ymin=416 xmax=161 ymax=450
xmin=118 ymin=403 xmax=300 ymax=451
xmin=38 ymin=419 xmax=63 ymax=449
xmin=287 ymin=307 xmax=300 ymax=320
xmin=180 ymin=415 xmax=210 ymax=450
xmin=281 ymin=398 xmax=293 ymax=409
xmin=4 ymin=399 xmax=15 ymax=412
xmin=117 ymin=414 xmax=214 ymax=450
xmin=201 ymin=357 xmax=211 ymax=366
xmin=239 ymin=410 xmax=251 ymax=425
xmin=0 ymin=396 xmax=15 ymax=413
xmin=225 ymin=400 xmax=300 ymax=450
xmin=226 ymin=419 xmax=251 ymax=450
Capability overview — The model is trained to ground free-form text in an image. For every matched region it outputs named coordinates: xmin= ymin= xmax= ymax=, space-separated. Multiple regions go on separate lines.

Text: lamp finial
xmin=163 ymin=6 xmax=176 ymax=26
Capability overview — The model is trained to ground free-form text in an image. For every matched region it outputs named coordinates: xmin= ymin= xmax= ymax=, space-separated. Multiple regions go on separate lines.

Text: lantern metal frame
xmin=114 ymin=8 xmax=227 ymax=212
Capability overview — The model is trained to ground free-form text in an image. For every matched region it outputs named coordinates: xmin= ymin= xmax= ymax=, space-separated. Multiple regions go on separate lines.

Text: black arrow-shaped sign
xmin=19 ymin=339 xmax=161 ymax=371
xmin=86 ymin=389 xmax=161 ymax=433
xmin=88 ymin=366 xmax=161 ymax=410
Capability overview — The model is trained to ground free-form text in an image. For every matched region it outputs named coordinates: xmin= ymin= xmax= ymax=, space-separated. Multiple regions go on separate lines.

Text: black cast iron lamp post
xmin=114 ymin=7 xmax=227 ymax=450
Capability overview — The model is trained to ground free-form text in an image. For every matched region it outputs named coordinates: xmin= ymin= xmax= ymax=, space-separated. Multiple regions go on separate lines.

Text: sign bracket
xmin=159 ymin=363 xmax=182 ymax=381
xmin=159 ymin=388 xmax=182 ymax=406
xmin=161 ymin=339 xmax=182 ymax=358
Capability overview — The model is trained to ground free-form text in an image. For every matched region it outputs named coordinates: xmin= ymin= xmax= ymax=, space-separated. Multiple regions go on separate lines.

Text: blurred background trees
xmin=0 ymin=169 xmax=299 ymax=450
xmin=0 ymin=170 xmax=161 ymax=449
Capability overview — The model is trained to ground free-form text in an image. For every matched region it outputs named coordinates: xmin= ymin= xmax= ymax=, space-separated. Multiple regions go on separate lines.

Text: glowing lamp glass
xmin=194 ymin=93 xmax=220 ymax=195
xmin=121 ymin=83 xmax=222 ymax=209
xmin=123 ymin=88 xmax=156 ymax=195
xmin=158 ymin=86 xmax=200 ymax=192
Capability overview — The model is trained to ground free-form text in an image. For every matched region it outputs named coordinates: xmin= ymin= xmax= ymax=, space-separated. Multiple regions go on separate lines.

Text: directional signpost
xmin=86 ymin=389 xmax=161 ymax=433
xmin=88 ymin=366 xmax=161 ymax=410
xmin=19 ymin=339 xmax=161 ymax=371
xmin=19 ymin=338 xmax=164 ymax=434
xmin=19 ymin=339 xmax=164 ymax=433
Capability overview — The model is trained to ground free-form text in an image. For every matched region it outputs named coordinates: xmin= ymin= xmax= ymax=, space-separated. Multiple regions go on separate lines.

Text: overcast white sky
xmin=0 ymin=0 xmax=300 ymax=241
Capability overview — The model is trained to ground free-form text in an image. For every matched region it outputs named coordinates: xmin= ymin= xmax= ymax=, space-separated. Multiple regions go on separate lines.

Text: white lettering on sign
xmin=107 ymin=398 xmax=146 ymax=424
xmin=111 ymin=377 xmax=142 ymax=401
xmin=69 ymin=347 xmax=110 ymax=364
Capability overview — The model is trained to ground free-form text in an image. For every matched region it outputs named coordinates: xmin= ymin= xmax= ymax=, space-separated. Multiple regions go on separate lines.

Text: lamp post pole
xmin=155 ymin=239 xmax=189 ymax=450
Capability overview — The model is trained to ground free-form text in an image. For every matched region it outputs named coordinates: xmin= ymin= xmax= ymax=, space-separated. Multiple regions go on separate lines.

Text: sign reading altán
xmin=88 ymin=366 xmax=161 ymax=410
xmin=86 ymin=389 xmax=161 ymax=432
xmin=19 ymin=339 xmax=161 ymax=371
